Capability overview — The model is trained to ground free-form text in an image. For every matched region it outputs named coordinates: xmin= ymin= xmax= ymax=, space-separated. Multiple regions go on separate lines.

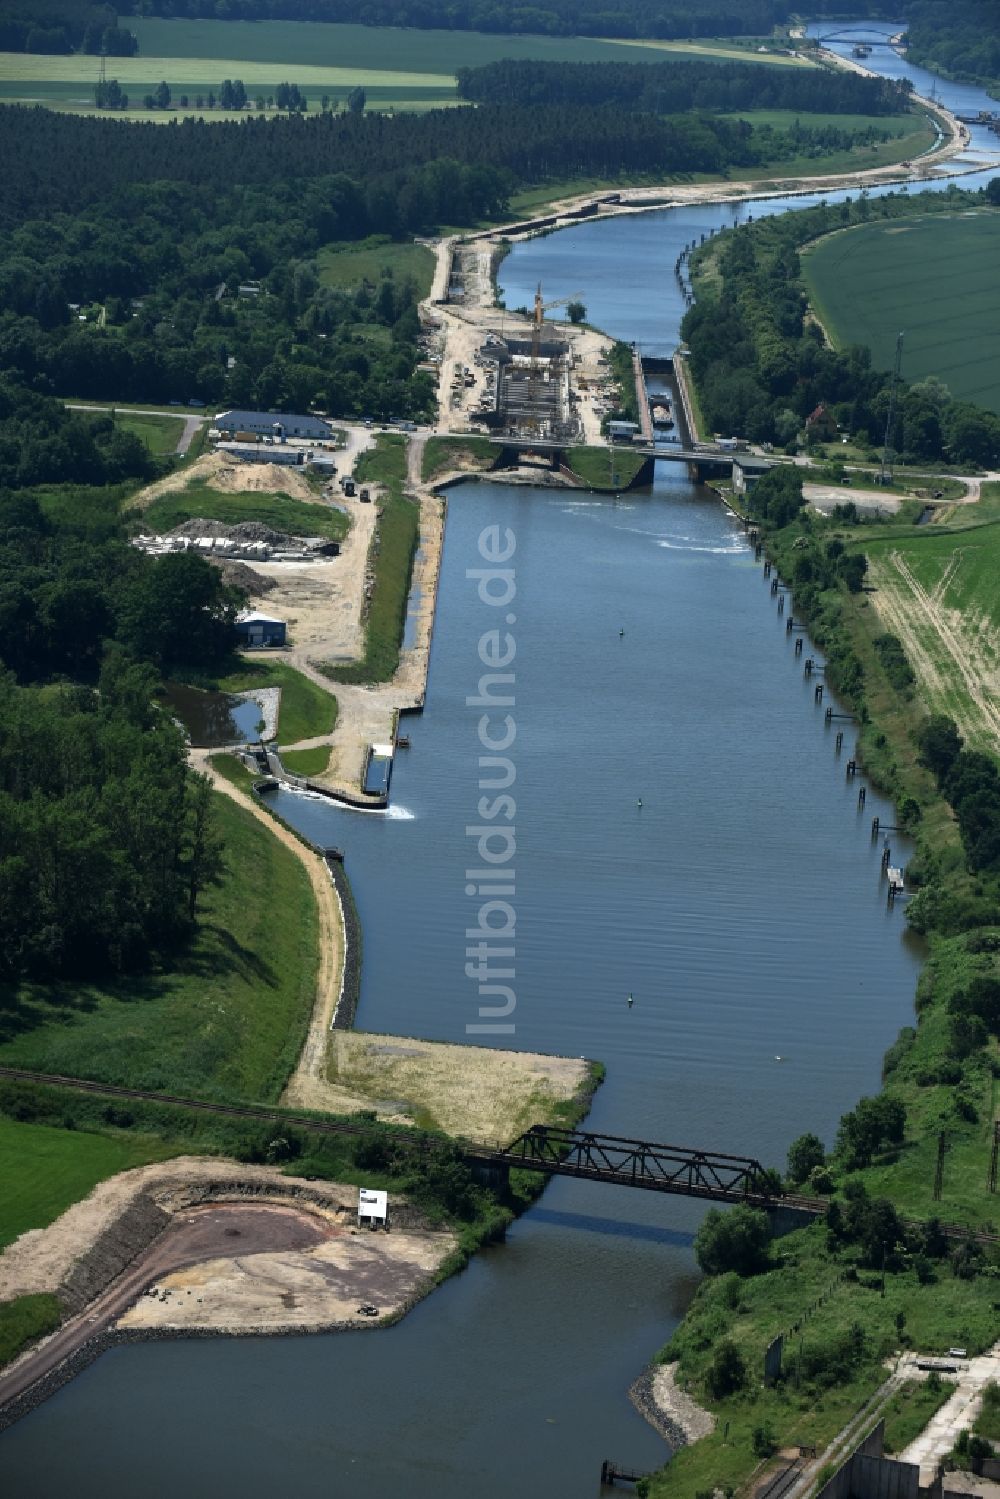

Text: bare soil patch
xmin=328 ymin=1031 xmax=591 ymax=1144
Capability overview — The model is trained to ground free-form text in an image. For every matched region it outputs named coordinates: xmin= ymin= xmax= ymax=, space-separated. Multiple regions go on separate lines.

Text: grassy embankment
xmin=803 ymin=212 xmax=1000 ymax=414
xmin=0 ymin=793 xmax=318 ymax=1105
xmin=640 ymin=482 xmax=1000 ymax=1490
xmin=214 ymin=660 xmax=338 ymax=747
xmin=565 ymin=446 xmax=648 ymax=489
xmin=324 ymin=434 xmax=419 ymax=684
xmin=0 ymin=1295 xmax=63 ymax=1371
xmin=140 ymin=479 xmax=348 ymax=543
xmin=0 ymin=1115 xmax=176 ymax=1252
xmin=421 ymin=435 xmax=498 ymax=482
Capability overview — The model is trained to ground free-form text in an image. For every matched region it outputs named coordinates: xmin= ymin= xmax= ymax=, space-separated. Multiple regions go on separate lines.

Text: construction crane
xmin=524 ymin=284 xmax=584 ymax=437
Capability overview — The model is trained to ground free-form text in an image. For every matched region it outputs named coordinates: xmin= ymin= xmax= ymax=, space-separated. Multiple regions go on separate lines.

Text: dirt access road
xmin=0 ymin=1203 xmax=330 ymax=1413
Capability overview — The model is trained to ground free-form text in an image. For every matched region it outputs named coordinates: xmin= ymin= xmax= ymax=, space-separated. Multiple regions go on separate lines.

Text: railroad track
xmin=0 ymin=1065 xmax=388 ymax=1143
xmin=2 ymin=1067 xmax=998 ymax=1241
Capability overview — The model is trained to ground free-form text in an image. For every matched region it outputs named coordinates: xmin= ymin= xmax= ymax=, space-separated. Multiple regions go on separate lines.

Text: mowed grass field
xmin=861 ymin=486 xmax=1000 ymax=752
xmin=0 ymin=794 xmax=319 ymax=1105
xmin=0 ymin=19 xmax=813 ymax=116
xmin=804 ymin=211 xmax=1000 ymax=413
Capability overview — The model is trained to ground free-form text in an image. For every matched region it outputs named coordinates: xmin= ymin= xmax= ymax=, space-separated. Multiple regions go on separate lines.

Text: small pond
xmin=161 ymin=683 xmax=263 ymax=748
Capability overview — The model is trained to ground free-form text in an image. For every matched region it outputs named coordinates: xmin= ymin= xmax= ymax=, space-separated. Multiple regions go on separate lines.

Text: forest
xmin=0 ymin=177 xmax=443 ymax=415
xmin=905 ymin=0 xmax=1000 ymax=91
xmin=0 ymin=483 xmax=243 ymax=985
xmin=456 ymin=59 xmax=913 ymax=116
xmin=683 ymin=185 xmax=1000 ymax=469
xmin=0 ymin=1 xmax=135 ymax=53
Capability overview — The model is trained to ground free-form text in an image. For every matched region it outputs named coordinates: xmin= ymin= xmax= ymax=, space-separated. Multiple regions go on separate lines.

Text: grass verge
xmin=325 ymin=435 xmax=418 ymax=684
xmin=566 ymin=446 xmax=647 ymax=489
xmin=0 ymin=1295 xmax=63 ymax=1369
xmin=280 ymin=745 xmax=332 ymax=776
xmin=0 ymin=793 xmax=318 ymax=1105
xmin=116 ymin=413 xmax=186 ymax=456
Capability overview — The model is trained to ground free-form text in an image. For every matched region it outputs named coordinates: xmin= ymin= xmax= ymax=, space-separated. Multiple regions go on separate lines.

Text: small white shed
xmin=358 ymin=1187 xmax=389 ymax=1230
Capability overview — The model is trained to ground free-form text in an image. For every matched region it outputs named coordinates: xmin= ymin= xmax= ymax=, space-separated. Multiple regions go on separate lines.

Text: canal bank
xmin=6 ymin=24 xmax=1000 ymax=1495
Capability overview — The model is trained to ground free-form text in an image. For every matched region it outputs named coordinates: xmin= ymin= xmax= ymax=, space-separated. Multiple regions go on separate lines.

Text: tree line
xmin=0 ymin=480 xmax=244 ymax=985
xmin=0 ymin=101 xmax=787 ymax=232
xmin=682 ymin=186 xmax=1000 ymax=469
xmin=98 ymin=0 xmax=891 ymax=43
xmin=0 ymin=1 xmax=136 ymax=54
xmin=456 ymin=58 xmax=913 ymax=116
xmin=905 ymin=0 xmax=1000 ymax=91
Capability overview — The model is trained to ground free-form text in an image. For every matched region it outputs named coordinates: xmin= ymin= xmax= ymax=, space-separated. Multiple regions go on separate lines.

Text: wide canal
xmin=5 ymin=23 xmax=999 ymax=1497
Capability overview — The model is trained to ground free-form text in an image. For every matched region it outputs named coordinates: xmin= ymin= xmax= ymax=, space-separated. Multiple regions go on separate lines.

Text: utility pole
xmin=880 ymin=331 xmax=904 ymax=487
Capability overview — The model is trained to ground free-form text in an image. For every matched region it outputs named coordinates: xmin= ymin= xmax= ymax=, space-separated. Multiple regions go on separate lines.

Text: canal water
xmin=5 ymin=27 xmax=999 ymax=1498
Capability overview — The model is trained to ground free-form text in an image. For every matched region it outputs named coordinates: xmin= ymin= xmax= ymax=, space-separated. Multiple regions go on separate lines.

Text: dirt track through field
xmin=870 ymin=550 xmax=1000 ymax=749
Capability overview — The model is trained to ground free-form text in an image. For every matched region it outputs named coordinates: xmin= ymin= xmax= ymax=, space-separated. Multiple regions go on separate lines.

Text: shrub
xmin=752 ymin=1423 xmax=777 ymax=1458
xmin=695 ymin=1205 xmax=772 ymax=1277
xmin=787 ymin=1132 xmax=826 ymax=1183
xmin=705 ymin=1340 xmax=747 ymax=1399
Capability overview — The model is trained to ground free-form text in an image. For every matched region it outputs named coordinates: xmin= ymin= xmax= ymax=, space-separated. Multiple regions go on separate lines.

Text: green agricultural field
xmin=0 ymin=794 xmax=318 ymax=1104
xmin=0 ymin=1116 xmax=176 ymax=1250
xmin=0 ymin=20 xmax=810 ymax=117
xmin=128 ymin=17 xmax=750 ymax=71
xmin=140 ymin=479 xmax=347 ymax=542
xmin=318 ymin=238 xmax=435 ymax=299
xmin=862 ymin=486 xmax=1000 ymax=752
xmin=804 ymin=212 xmax=1000 ymax=414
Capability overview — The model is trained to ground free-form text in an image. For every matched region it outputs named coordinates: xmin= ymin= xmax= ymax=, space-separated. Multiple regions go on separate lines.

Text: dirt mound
xmin=210 ymin=460 xmax=318 ymax=501
xmin=215 ymin=560 xmax=275 ymax=596
xmin=171 ymin=517 xmax=299 ymax=548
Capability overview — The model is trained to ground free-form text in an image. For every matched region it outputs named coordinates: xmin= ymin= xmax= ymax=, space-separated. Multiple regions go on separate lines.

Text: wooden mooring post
xmin=858 ymin=786 xmax=867 ymax=809
xmin=795 ymin=637 xmax=803 ymax=656
xmin=815 ymin=683 xmax=824 ymax=703
xmin=777 ymin=594 xmax=785 ymax=615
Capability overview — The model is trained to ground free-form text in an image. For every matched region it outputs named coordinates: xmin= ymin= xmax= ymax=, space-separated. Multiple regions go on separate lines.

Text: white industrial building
xmin=214 ymin=409 xmax=334 ymax=441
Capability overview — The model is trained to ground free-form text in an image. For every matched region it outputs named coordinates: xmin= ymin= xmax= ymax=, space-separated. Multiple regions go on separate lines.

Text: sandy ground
xmin=806 ymin=483 xmax=902 ymax=516
xmin=130 ymin=450 xmax=324 ymax=512
xmin=119 ymin=1209 xmax=453 ymax=1333
xmin=329 ymin=1032 xmax=590 ymax=1145
xmin=0 ymin=1166 xmax=455 ymax=1411
xmin=868 ymin=550 xmax=1000 ymax=750
xmin=0 ymin=1159 xmax=360 ymax=1303
xmin=253 ymin=500 xmax=377 ymax=676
